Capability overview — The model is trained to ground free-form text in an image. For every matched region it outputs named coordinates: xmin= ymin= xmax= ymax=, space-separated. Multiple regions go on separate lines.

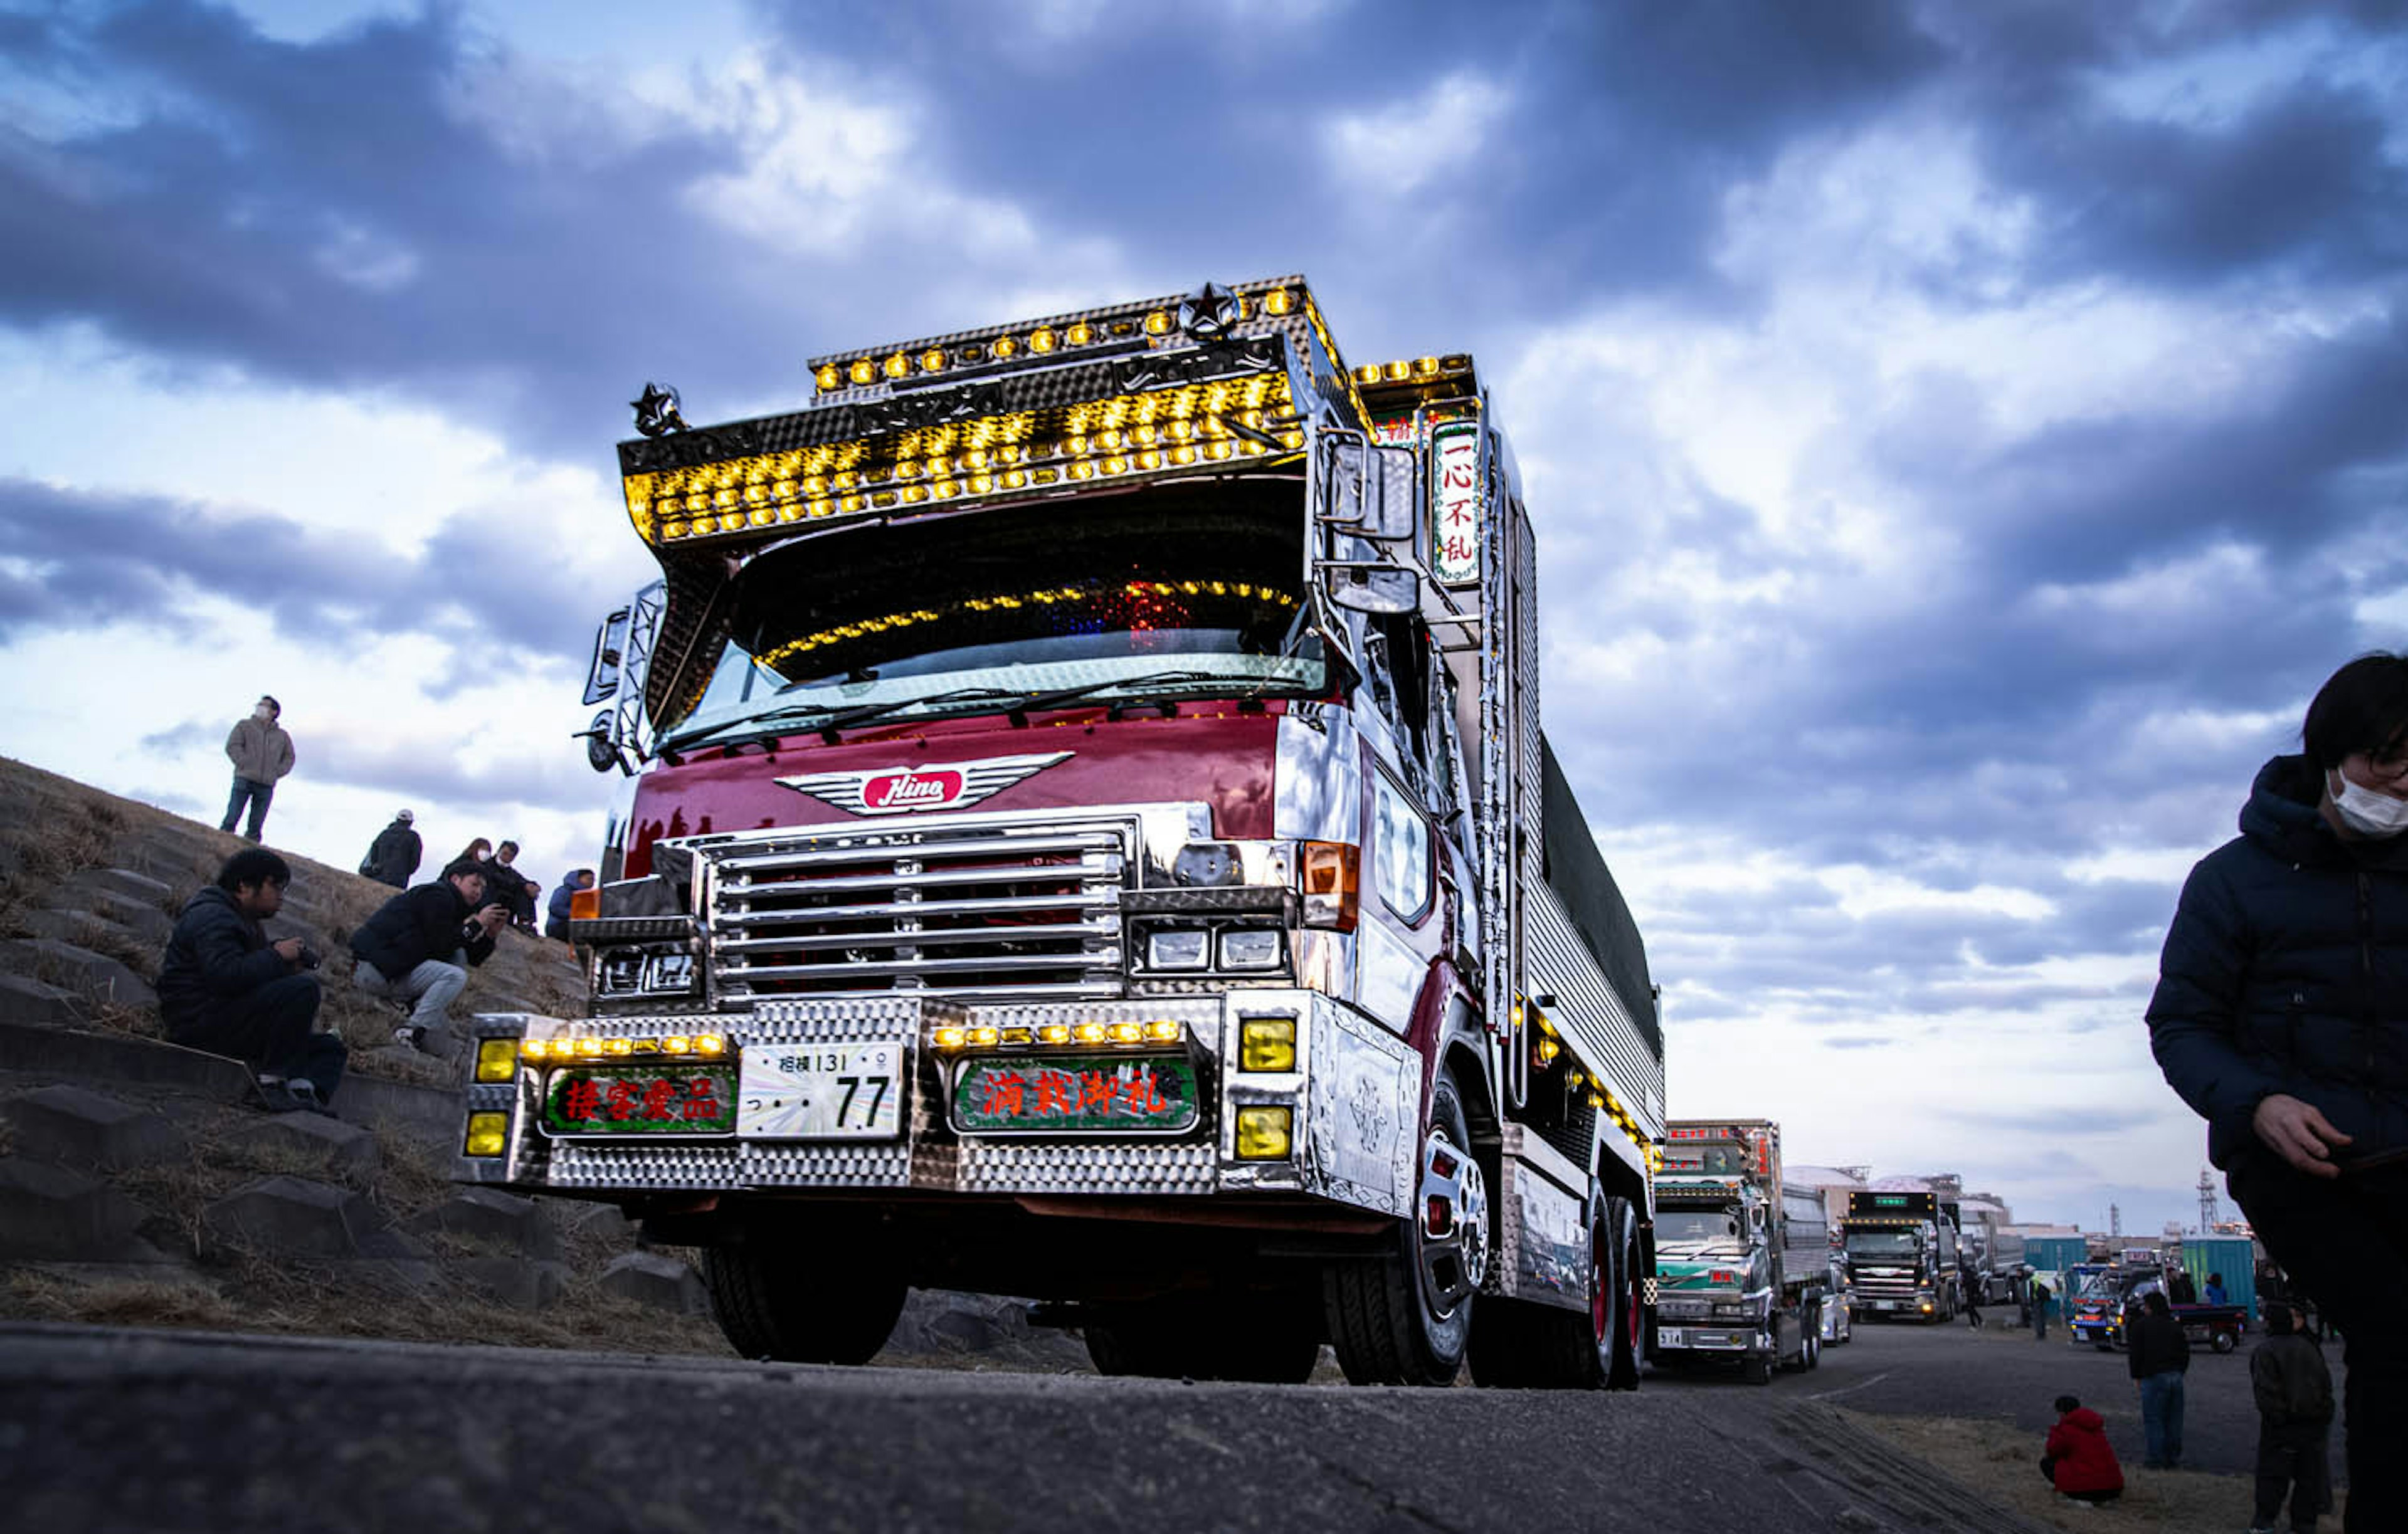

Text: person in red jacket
xmin=2042 ymin=1395 xmax=2126 ymax=1504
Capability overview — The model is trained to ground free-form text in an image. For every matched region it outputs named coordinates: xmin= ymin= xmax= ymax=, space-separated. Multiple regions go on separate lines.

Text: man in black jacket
xmin=2149 ymin=653 xmax=2408 ymax=1529
xmin=349 ymin=860 xmax=505 ymax=1056
xmin=359 ymin=809 xmax=421 ymax=888
xmin=2252 ymin=1303 xmax=2333 ymax=1534
xmin=158 ymin=848 xmax=342 ymax=1113
xmin=2126 ymin=1291 xmax=2190 ymax=1469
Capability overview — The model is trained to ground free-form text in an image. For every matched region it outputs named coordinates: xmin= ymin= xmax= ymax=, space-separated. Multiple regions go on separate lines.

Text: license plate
xmin=953 ymin=1054 xmax=1200 ymax=1134
xmin=737 ymin=1042 xmax=906 ymax=1140
xmin=1656 ymin=1326 xmax=1687 ymax=1348
xmin=542 ymin=1064 xmax=735 ymax=1136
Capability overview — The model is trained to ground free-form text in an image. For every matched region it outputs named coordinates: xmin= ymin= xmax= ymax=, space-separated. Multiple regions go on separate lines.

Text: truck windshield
xmin=1655 ymin=1211 xmax=1744 ymax=1249
xmin=1844 ymin=1231 xmax=1921 ymax=1259
xmin=657 ymin=486 xmax=1321 ymax=747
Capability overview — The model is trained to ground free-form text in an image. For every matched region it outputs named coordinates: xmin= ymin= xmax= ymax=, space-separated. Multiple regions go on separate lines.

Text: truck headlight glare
xmin=1146 ymin=929 xmax=1210 ymax=970
xmin=1217 ymin=928 xmax=1282 ymax=970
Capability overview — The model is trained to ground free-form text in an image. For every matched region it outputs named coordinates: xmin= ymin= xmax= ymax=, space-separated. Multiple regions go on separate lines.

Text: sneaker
xmin=393 ymin=1024 xmax=423 ymax=1051
xmin=282 ymin=1079 xmax=336 ymax=1116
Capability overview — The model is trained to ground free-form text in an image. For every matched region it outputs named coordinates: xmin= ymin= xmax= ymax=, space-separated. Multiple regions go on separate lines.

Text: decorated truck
xmin=452 ymin=277 xmax=1667 ymax=1388
xmin=1840 ymin=1189 xmax=1962 ymax=1322
xmin=1649 ymin=1119 xmax=1826 ymax=1382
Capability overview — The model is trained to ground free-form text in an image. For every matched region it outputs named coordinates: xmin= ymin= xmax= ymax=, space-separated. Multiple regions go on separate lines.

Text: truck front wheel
xmin=1326 ymin=1071 xmax=1485 ymax=1386
xmin=702 ymin=1229 xmax=907 ymax=1365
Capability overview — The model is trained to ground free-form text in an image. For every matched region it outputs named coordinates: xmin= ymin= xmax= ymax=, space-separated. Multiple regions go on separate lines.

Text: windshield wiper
xmin=1000 ymin=669 xmax=1233 ymax=726
xmin=810 ymin=686 xmax=1030 ymax=744
xmin=659 ymin=699 xmax=847 ymax=755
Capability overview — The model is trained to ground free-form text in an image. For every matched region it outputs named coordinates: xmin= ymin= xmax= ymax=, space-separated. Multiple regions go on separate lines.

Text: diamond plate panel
xmin=957 ymin=1139 xmax=1218 ymax=1195
xmin=742 ymin=1141 xmax=912 ymax=1187
xmin=547 ymin=1142 xmax=741 ymax=1190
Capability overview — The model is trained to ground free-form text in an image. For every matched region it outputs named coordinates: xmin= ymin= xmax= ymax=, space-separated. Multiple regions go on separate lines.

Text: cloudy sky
xmin=5 ymin=0 xmax=2404 ymax=1236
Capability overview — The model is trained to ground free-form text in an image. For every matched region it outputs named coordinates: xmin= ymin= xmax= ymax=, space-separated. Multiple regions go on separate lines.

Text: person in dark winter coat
xmin=2148 ymin=653 xmax=2408 ymax=1531
xmin=2128 ymin=1290 xmax=2190 ymax=1468
xmin=157 ymin=848 xmax=342 ymax=1112
xmin=348 ymin=861 xmax=505 ymax=1056
xmin=2041 ymin=1395 xmax=2124 ymax=1503
xmin=546 ymin=868 xmax=594 ymax=942
xmin=488 ymin=840 xmax=541 ymax=928
xmin=2252 ymin=1304 xmax=2334 ymax=1534
xmin=359 ymin=809 xmax=421 ymax=888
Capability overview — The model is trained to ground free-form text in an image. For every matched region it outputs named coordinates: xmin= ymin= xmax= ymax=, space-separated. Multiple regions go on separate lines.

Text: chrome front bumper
xmin=455 ymin=990 xmax=1418 ymax=1214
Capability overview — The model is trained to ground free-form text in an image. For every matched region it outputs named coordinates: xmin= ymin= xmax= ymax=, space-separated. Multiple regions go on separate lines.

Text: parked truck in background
xmin=449 ymin=276 xmax=1668 ymax=1390
xmin=1650 ymin=1120 xmax=1826 ymax=1383
xmin=1840 ymin=1189 xmax=1961 ymax=1322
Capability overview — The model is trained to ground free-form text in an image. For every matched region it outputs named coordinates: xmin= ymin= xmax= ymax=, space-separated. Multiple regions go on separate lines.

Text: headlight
xmin=1145 ymin=928 xmax=1210 ymax=970
xmin=598 ymin=951 xmax=647 ymax=994
xmin=1217 ymin=928 xmax=1282 ymax=970
xmin=643 ymin=951 xmax=695 ymax=990
xmin=1711 ymin=1301 xmax=1758 ymax=1322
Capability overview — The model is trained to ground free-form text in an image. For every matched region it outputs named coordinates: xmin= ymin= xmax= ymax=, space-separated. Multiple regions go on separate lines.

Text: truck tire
xmin=1601 ymin=1195 xmax=1643 ymax=1390
xmin=1742 ymin=1350 xmax=1772 ymax=1386
xmin=1326 ymin=1070 xmax=1486 ymax=1387
xmin=702 ymin=1232 xmax=907 ymax=1365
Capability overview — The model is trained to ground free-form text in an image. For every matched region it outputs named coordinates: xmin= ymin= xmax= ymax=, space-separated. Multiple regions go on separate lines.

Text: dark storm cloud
xmin=0 ymin=476 xmax=603 ymax=661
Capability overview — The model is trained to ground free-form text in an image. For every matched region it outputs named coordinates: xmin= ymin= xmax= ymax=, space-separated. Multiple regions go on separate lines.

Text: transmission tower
xmin=2110 ymin=1202 xmax=2122 ymax=1239
xmin=2197 ymin=1167 xmax=2219 ymax=1233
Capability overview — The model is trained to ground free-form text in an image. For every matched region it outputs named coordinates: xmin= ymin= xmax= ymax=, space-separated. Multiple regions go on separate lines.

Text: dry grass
xmin=6 ymin=1271 xmax=241 ymax=1330
xmin=1847 ymin=1409 xmax=2342 ymax=1532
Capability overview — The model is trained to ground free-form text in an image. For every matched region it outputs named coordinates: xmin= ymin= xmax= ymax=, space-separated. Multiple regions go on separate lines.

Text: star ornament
xmin=631 ymin=381 xmax=688 ymax=437
xmin=1178 ymin=281 xmax=1238 ymax=341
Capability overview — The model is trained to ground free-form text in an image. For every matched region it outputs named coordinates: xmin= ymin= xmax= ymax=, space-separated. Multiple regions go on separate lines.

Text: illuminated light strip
xmin=523 ymin=1033 xmax=726 ymax=1061
xmin=628 ymin=372 xmax=1302 ymax=547
xmin=754 ymin=581 xmax=1299 ymax=670
xmin=808 ymin=286 xmax=1302 ymax=397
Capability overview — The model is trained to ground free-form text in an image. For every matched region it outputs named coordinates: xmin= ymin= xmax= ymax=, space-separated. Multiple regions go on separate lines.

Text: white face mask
xmin=253 ymin=704 xmax=275 ymax=722
xmin=2332 ymin=771 xmax=2408 ymax=838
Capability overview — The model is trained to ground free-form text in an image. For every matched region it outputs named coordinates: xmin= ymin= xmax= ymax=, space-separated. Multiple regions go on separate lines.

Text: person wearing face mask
xmin=219 ymin=695 xmax=296 ymax=843
xmin=2148 ymin=651 xmax=2408 ymax=1533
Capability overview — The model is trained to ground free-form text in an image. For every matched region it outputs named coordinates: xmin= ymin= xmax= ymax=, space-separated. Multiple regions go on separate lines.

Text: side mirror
xmin=1325 ymin=564 xmax=1421 ymax=616
xmin=583 ymin=607 xmax=631 ymax=705
xmin=1316 ymin=433 xmax=1417 ymax=542
xmin=579 ymin=711 xmax=625 ymax=775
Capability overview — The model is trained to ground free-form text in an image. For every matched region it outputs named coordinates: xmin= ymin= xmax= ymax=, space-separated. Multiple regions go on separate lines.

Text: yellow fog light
xmin=1038 ymin=1023 xmax=1071 ymax=1045
xmin=1239 ymin=1018 xmax=1296 ymax=1073
xmin=695 ymin=1034 xmax=727 ymax=1058
xmin=934 ymin=1026 xmax=968 ymax=1052
xmin=1108 ymin=1021 xmax=1143 ymax=1045
xmin=474 ymin=1038 xmax=520 ymax=1083
xmin=1074 ymin=1021 xmax=1108 ymax=1044
xmin=1235 ymin=1106 xmax=1292 ymax=1160
xmin=463 ymin=1111 xmax=509 ymax=1158
xmin=1143 ymin=1019 xmax=1181 ymax=1044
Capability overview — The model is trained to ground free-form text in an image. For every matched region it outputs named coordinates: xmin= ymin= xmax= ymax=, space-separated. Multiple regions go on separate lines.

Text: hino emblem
xmin=776 ymin=750 xmax=1074 ymax=816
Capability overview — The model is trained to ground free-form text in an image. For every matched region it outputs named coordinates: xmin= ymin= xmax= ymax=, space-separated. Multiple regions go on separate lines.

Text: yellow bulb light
xmin=695 ymin=1034 xmax=727 ymax=1057
xmin=1074 ymin=1021 xmax=1107 ymax=1044
xmin=519 ymin=1038 xmax=549 ymax=1061
xmin=1108 ymin=1021 xmax=1143 ymax=1044
xmin=463 ymin=1111 xmax=509 ymax=1158
xmin=1144 ymin=1019 xmax=1181 ymax=1044
xmin=474 ymin=1038 xmax=521 ymax=1083
xmin=1235 ymin=1106 xmax=1292 ymax=1161
xmin=933 ymin=1026 xmax=968 ymax=1052
xmin=575 ymin=1038 xmax=604 ymax=1059
xmin=971 ymin=1025 xmax=1002 ymax=1047
xmin=1239 ymin=1018 xmax=1296 ymax=1073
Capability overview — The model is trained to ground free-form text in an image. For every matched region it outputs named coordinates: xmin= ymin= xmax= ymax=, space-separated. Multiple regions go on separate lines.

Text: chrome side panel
xmin=1496 ymin=1123 xmax=1591 ymax=1312
xmin=1225 ymin=992 xmax=1417 ymax=1216
xmin=1273 ymin=704 xmax=1361 ymax=845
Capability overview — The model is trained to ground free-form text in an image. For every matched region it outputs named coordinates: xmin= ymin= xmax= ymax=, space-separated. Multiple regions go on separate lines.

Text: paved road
xmin=1 ymin=1322 xmax=2048 ymax=1534
xmin=1650 ymin=1311 xmax=2320 ymax=1482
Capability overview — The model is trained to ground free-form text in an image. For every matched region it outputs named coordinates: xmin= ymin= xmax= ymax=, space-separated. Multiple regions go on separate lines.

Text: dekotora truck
xmin=1649 ymin=1119 xmax=1826 ymax=1383
xmin=451 ymin=277 xmax=1667 ymax=1389
xmin=1840 ymin=1189 xmax=1962 ymax=1322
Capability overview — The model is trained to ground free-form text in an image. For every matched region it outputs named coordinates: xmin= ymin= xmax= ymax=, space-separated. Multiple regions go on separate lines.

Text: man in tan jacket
xmin=220 ymin=695 xmax=295 ymax=842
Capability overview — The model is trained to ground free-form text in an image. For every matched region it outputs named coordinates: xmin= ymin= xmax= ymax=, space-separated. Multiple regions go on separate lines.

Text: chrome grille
xmin=704 ymin=818 xmax=1131 ymax=1003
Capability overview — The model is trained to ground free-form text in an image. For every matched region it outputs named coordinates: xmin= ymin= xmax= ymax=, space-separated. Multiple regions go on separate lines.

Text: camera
xmin=297 ymin=945 xmax=322 ymax=970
